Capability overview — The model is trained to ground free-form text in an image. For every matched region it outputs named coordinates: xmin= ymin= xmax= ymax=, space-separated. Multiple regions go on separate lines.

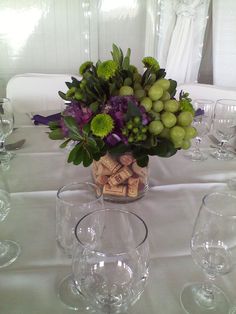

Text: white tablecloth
xmin=1 ymin=112 xmax=236 ymax=314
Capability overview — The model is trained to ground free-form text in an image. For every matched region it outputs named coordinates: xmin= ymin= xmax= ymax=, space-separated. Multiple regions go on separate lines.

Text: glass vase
xmin=92 ymin=152 xmax=149 ymax=203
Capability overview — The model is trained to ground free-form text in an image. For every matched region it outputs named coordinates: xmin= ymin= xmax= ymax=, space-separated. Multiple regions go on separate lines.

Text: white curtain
xmin=155 ymin=0 xmax=210 ymax=84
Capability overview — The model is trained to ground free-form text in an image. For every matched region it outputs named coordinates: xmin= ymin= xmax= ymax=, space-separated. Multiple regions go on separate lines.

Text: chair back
xmin=6 ymin=73 xmax=80 ymax=112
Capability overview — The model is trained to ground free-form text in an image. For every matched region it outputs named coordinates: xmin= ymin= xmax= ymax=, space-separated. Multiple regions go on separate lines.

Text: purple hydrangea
xmin=104 ymin=96 xmax=149 ymax=147
xmin=60 ymin=101 xmax=93 ymax=136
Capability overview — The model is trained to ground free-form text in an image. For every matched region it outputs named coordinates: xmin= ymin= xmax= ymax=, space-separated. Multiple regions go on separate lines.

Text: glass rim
xmin=193 ymin=98 xmax=215 ymax=104
xmin=0 ymin=98 xmax=10 ymax=103
xmin=56 ymin=181 xmax=103 ymax=206
xmin=202 ymin=192 xmax=236 ymax=218
xmin=74 ymin=208 xmax=148 ymax=255
xmin=216 ymin=98 xmax=236 ymax=105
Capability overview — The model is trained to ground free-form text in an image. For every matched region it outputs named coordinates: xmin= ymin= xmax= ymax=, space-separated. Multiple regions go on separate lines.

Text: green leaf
xmin=122 ymin=56 xmax=130 ymax=71
xmin=58 ymin=91 xmax=68 ymax=100
xmin=59 ymin=138 xmax=71 ymax=148
xmin=112 ymin=43 xmax=121 ymax=64
xmin=136 ymin=155 xmax=149 ymax=167
xmin=108 ymin=143 xmax=129 ymax=155
xmin=63 ymin=116 xmax=82 ymax=139
xmin=168 ymin=79 xmax=177 ymax=98
xmin=89 ymin=101 xmax=99 ymax=113
xmin=48 ymin=120 xmax=61 ymax=130
xmin=82 ymin=123 xmax=90 ymax=135
xmin=48 ymin=129 xmax=64 ymax=140
xmin=68 ymin=142 xmax=82 ymax=163
xmin=148 ymin=139 xmax=177 ymax=157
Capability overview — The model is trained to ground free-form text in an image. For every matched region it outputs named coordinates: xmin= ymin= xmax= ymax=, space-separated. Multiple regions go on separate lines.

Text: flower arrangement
xmin=49 ymin=44 xmax=196 ymax=168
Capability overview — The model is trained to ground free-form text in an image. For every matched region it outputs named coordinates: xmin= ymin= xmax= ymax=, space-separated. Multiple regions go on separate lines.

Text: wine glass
xmin=211 ymin=99 xmax=236 ymax=160
xmin=0 ymin=98 xmax=14 ymax=170
xmin=72 ymin=208 xmax=149 ymax=313
xmin=56 ymin=181 xmax=104 ymax=310
xmin=185 ymin=99 xmax=214 ymax=161
xmin=180 ymin=192 xmax=236 ymax=313
xmin=0 ymin=168 xmax=20 ymax=267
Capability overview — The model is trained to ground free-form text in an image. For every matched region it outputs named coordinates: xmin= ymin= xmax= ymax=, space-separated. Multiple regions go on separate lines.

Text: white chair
xmin=6 ymin=73 xmax=80 ymax=113
xmin=176 ymin=83 xmax=236 ymax=102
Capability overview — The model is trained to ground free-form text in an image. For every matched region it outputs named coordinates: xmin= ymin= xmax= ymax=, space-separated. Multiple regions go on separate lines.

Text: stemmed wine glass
xmin=180 ymin=192 xmax=236 ymax=314
xmin=72 ymin=208 xmax=149 ymax=313
xmin=0 ymin=168 xmax=20 ymax=267
xmin=56 ymin=181 xmax=104 ymax=310
xmin=185 ymin=99 xmax=214 ymax=161
xmin=0 ymin=98 xmax=14 ymax=169
xmin=211 ymin=99 xmax=236 ymax=160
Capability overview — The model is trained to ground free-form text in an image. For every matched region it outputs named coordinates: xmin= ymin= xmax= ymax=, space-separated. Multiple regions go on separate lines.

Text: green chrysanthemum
xmin=79 ymin=61 xmax=93 ymax=75
xmin=142 ymin=57 xmax=160 ymax=72
xmin=97 ymin=60 xmax=118 ymax=81
xmin=91 ymin=114 xmax=114 ymax=138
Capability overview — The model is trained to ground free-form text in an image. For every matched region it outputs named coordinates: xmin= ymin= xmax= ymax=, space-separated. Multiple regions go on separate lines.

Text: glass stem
xmin=194 ymin=137 xmax=202 ymax=154
xmin=0 ymin=241 xmax=8 ymax=257
xmin=0 ymin=140 xmax=5 ymax=153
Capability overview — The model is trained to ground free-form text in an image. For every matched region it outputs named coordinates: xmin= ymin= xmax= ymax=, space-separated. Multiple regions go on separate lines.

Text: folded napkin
xmin=32 ymin=113 xmax=61 ymax=125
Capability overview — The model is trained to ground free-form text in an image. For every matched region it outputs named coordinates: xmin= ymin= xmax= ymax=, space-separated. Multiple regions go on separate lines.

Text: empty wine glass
xmin=0 ymin=98 xmax=14 ymax=170
xmin=211 ymin=99 xmax=236 ymax=160
xmin=0 ymin=169 xmax=20 ymax=267
xmin=180 ymin=192 xmax=236 ymax=314
xmin=185 ymin=99 xmax=214 ymax=161
xmin=57 ymin=181 xmax=103 ymax=310
xmin=72 ymin=208 xmax=149 ymax=313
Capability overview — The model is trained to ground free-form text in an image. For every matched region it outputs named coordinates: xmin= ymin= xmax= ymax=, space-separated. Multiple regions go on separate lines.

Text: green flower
xmin=79 ymin=61 xmax=93 ymax=75
xmin=97 ymin=60 xmax=118 ymax=80
xmin=91 ymin=114 xmax=114 ymax=138
xmin=142 ymin=57 xmax=160 ymax=72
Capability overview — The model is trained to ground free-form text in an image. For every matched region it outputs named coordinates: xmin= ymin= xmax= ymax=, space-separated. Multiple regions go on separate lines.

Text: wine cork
xmin=100 ymin=155 xmax=122 ymax=173
xmin=97 ymin=164 xmax=113 ymax=176
xmin=96 ymin=175 xmax=109 ymax=185
xmin=128 ymin=177 xmax=140 ymax=198
xmin=132 ymin=162 xmax=148 ymax=177
xmin=108 ymin=166 xmax=133 ymax=186
xmin=103 ymin=184 xmax=127 ymax=196
xmin=119 ymin=154 xmax=134 ymax=166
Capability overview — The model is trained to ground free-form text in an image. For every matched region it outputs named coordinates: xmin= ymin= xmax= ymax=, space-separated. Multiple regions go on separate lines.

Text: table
xmin=0 ymin=111 xmax=236 ymax=314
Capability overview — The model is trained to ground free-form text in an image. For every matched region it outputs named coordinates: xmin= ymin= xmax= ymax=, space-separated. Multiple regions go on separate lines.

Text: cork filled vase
xmin=92 ymin=153 xmax=149 ymax=203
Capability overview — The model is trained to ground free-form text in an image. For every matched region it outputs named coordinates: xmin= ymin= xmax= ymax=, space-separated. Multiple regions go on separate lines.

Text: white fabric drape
xmin=156 ymin=0 xmax=210 ymax=84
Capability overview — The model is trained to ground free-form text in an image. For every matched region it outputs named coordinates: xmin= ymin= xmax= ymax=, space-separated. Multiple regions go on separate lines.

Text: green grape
xmin=183 ymin=126 xmax=197 ymax=140
xmin=74 ymin=90 xmax=83 ymax=100
xmin=140 ymin=97 xmax=152 ymax=112
xmin=133 ymin=82 xmax=142 ymax=90
xmin=133 ymin=73 xmax=142 ymax=82
xmin=123 ymin=77 xmax=132 ymax=86
xmin=128 ymin=136 xmax=134 ymax=143
xmin=181 ymin=139 xmax=191 ymax=150
xmin=154 ymin=78 xmax=170 ymax=90
xmin=148 ymin=85 xmax=164 ymax=101
xmin=170 ymin=126 xmax=186 ymax=141
xmin=161 ymin=111 xmax=177 ymax=128
xmin=177 ymin=111 xmax=193 ymax=127
xmin=160 ymin=91 xmax=171 ymax=101
xmin=137 ymin=134 xmax=143 ymax=141
xmin=133 ymin=127 xmax=139 ymax=134
xmin=127 ymin=121 xmax=133 ymax=130
xmin=141 ymin=126 xmax=148 ymax=133
xmin=164 ymin=99 xmax=179 ymax=113
xmin=159 ymin=127 xmax=170 ymax=139
xmin=134 ymin=89 xmax=146 ymax=100
xmin=153 ymin=100 xmax=164 ymax=113
xmin=148 ymin=120 xmax=164 ymax=135
xmin=119 ymin=86 xmax=134 ymax=96
xmin=142 ymin=134 xmax=147 ymax=141
xmin=173 ymin=139 xmax=183 ymax=148
xmin=133 ymin=116 xmax=141 ymax=125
